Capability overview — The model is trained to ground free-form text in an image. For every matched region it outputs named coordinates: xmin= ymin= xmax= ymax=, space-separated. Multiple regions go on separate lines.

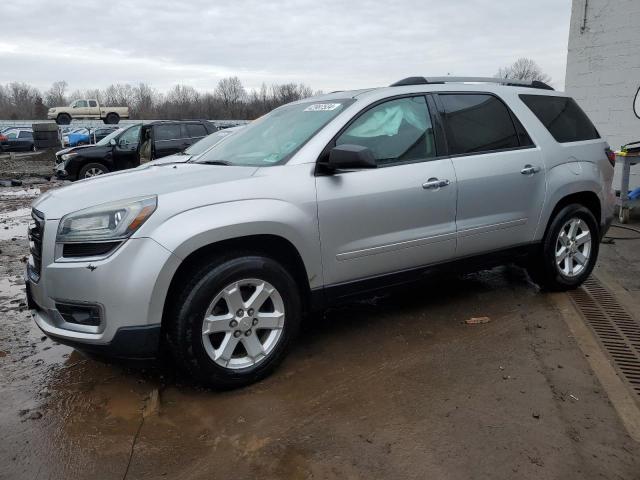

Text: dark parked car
xmin=55 ymin=120 xmax=217 ymax=180
xmin=0 ymin=128 xmax=35 ymax=152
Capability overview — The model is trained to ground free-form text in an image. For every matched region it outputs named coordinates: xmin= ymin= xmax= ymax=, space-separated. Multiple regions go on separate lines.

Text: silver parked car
xmin=26 ymin=77 xmax=615 ymax=388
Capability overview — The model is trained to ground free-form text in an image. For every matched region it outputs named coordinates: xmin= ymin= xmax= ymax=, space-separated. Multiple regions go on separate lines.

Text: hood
xmin=34 ymin=163 xmax=258 ymax=219
xmin=55 ymin=144 xmax=95 ymax=156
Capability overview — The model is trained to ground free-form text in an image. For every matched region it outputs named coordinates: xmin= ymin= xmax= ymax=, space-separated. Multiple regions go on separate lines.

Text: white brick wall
xmin=566 ymin=0 xmax=640 ymax=151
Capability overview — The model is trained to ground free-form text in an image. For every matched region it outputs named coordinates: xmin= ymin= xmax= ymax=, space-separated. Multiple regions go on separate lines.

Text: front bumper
xmin=26 ymin=231 xmax=179 ymax=359
xmin=54 ymin=162 xmax=69 ymax=179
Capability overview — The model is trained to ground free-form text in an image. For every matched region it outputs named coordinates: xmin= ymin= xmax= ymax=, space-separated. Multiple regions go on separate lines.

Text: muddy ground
xmin=1 ymin=155 xmax=640 ymax=479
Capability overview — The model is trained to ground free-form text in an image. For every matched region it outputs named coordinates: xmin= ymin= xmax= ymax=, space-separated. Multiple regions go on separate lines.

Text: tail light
xmin=0 ymin=134 xmax=6 ymax=142
xmin=605 ymin=148 xmax=616 ymax=167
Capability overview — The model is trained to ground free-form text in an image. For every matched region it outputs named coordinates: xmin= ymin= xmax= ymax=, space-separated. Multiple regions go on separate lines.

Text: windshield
xmin=96 ymin=127 xmax=125 ymax=146
xmin=195 ymin=99 xmax=354 ymax=166
xmin=185 ymin=129 xmax=237 ymax=156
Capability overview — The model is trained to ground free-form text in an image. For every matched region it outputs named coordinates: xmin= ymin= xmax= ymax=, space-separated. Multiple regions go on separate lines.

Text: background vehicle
xmin=148 ymin=125 xmax=243 ymax=165
xmin=0 ymin=127 xmax=35 ymax=152
xmin=55 ymin=120 xmax=217 ymax=179
xmin=62 ymin=128 xmax=89 ymax=147
xmin=47 ymin=99 xmax=129 ymax=125
xmin=29 ymin=77 xmax=614 ymax=389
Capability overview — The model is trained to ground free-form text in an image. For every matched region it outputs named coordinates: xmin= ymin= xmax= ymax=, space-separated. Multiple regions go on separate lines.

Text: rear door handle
xmin=521 ymin=164 xmax=541 ymax=175
xmin=422 ymin=178 xmax=451 ymax=190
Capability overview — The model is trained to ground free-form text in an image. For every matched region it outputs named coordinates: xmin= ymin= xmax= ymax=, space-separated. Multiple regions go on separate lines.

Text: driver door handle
xmin=422 ymin=178 xmax=451 ymax=190
xmin=521 ymin=164 xmax=541 ymax=175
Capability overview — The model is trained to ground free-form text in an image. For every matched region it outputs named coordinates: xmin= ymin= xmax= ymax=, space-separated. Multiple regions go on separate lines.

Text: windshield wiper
xmin=199 ymin=160 xmax=232 ymax=166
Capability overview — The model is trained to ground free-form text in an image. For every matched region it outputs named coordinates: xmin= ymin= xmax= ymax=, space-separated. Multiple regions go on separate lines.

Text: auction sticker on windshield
xmin=304 ymin=103 xmax=342 ymax=112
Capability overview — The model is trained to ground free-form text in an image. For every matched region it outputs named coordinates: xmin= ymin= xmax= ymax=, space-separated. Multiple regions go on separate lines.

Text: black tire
xmin=56 ymin=113 xmax=71 ymax=125
xmin=527 ymin=204 xmax=600 ymax=291
xmin=104 ymin=113 xmax=120 ymax=124
xmin=77 ymin=162 xmax=109 ymax=179
xmin=166 ymin=253 xmax=302 ymax=389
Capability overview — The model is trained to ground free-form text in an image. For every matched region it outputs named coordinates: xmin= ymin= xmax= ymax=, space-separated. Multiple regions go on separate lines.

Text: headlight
xmin=56 ymin=196 xmax=157 ymax=243
xmin=61 ymin=153 xmax=77 ymax=161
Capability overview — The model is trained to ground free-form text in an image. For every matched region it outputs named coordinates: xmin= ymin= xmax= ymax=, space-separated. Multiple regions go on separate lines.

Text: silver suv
xmin=25 ymin=77 xmax=615 ymax=388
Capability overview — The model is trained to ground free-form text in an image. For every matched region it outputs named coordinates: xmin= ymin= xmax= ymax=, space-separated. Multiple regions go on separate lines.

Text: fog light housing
xmin=55 ymin=302 xmax=102 ymax=327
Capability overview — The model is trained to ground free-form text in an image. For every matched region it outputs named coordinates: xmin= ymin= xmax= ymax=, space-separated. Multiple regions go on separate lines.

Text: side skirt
xmin=309 ymin=243 xmax=539 ymax=310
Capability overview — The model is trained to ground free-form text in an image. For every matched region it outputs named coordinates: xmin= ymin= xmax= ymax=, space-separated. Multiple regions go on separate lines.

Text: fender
xmin=144 ymin=199 xmax=323 ymax=323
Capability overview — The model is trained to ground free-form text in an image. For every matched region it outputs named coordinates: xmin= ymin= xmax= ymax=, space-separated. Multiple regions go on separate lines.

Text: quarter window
xmin=185 ymin=124 xmax=207 ymax=138
xmin=336 ymin=96 xmax=436 ymax=166
xmin=439 ymin=94 xmax=520 ymax=155
xmin=88 ymin=100 xmax=98 ymax=107
xmin=155 ymin=124 xmax=182 ymax=141
xmin=519 ymin=94 xmax=599 ymax=143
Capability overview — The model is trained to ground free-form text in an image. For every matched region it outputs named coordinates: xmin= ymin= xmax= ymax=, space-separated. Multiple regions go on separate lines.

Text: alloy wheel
xmin=201 ymin=278 xmax=285 ymax=369
xmin=85 ymin=168 xmax=104 ymax=178
xmin=555 ymin=217 xmax=592 ymax=278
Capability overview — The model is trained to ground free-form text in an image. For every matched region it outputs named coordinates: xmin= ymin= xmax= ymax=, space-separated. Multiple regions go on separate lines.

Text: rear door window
xmin=519 ymin=95 xmax=600 ymax=143
xmin=19 ymin=131 xmax=33 ymax=139
xmin=155 ymin=124 xmax=182 ymax=141
xmin=335 ymin=96 xmax=436 ymax=166
xmin=438 ymin=94 xmax=521 ymax=155
xmin=185 ymin=123 xmax=207 ymax=138
xmin=88 ymin=100 xmax=98 ymax=107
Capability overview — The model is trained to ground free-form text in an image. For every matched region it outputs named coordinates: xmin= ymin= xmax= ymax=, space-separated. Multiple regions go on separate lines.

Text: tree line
xmin=0 ymin=77 xmax=318 ymax=120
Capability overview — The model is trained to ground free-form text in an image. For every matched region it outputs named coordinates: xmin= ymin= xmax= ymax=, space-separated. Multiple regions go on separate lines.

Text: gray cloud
xmin=0 ymin=0 xmax=571 ymax=92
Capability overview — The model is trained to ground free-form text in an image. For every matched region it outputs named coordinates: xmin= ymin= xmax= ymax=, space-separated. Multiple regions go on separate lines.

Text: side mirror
xmin=109 ymin=138 xmax=116 ymax=146
xmin=327 ymin=144 xmax=377 ymax=170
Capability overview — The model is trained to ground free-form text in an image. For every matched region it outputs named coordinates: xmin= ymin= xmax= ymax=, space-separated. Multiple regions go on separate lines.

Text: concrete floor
xmin=1 ymin=188 xmax=640 ymax=480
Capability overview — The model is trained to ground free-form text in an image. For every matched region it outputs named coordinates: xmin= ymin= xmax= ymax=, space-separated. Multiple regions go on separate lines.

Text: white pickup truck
xmin=47 ymin=99 xmax=129 ymax=125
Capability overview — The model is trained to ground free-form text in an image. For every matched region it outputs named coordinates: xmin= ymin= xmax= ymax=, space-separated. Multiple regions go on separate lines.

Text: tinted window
xmin=19 ymin=131 xmax=33 ymax=139
xmin=336 ymin=96 xmax=435 ymax=166
xmin=186 ymin=124 xmax=207 ymax=138
xmin=440 ymin=94 xmax=520 ymax=155
xmin=155 ymin=124 xmax=182 ymax=141
xmin=520 ymin=95 xmax=599 ymax=143
xmin=89 ymin=100 xmax=97 ymax=107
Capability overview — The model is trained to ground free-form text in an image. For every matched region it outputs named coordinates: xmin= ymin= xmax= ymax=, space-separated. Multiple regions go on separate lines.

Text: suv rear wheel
xmin=528 ymin=203 xmax=599 ymax=291
xmin=167 ymin=254 xmax=301 ymax=389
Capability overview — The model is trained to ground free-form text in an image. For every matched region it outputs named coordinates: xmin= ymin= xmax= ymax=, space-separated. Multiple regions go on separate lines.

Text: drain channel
xmin=568 ymin=277 xmax=640 ymax=396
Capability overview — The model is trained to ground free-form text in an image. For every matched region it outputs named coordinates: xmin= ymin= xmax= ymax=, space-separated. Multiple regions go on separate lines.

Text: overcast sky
xmin=1 ymin=0 xmax=572 ymax=94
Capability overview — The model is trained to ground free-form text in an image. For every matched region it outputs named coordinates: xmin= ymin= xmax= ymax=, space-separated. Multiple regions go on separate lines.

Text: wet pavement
xmin=1 ymin=184 xmax=640 ymax=479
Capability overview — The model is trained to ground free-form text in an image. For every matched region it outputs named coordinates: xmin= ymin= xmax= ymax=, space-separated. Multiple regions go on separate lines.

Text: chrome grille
xmin=28 ymin=208 xmax=44 ymax=282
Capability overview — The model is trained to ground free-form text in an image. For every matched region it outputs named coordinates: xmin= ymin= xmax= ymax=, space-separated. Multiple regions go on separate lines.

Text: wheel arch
xmin=159 ymin=234 xmax=312 ymax=331
xmin=539 ymin=190 xmax=602 ymax=241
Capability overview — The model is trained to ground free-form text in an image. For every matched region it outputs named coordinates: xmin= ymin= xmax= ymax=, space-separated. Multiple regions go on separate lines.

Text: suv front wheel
xmin=167 ymin=254 xmax=302 ymax=389
xmin=528 ymin=203 xmax=599 ymax=291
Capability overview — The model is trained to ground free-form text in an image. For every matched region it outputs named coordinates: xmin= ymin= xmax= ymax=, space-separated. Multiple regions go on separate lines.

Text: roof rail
xmin=389 ymin=76 xmax=554 ymax=91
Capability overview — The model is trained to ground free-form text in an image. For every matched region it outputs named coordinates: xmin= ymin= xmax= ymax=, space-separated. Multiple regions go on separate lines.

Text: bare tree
xmin=44 ymin=80 xmax=68 ymax=107
xmin=0 ymin=78 xmax=316 ymax=120
xmin=495 ymin=58 xmax=551 ymax=84
xmin=215 ymin=77 xmax=246 ymax=118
